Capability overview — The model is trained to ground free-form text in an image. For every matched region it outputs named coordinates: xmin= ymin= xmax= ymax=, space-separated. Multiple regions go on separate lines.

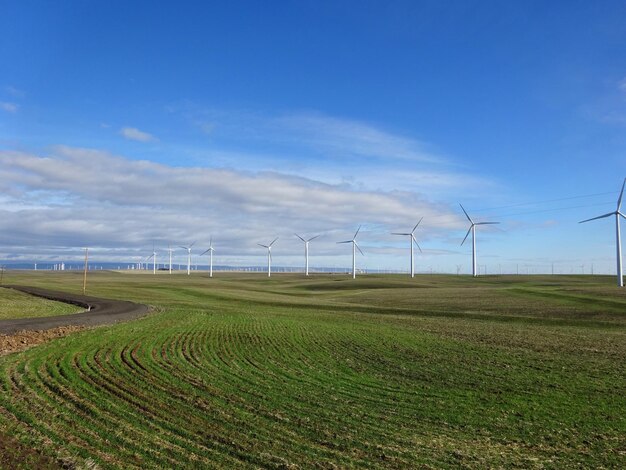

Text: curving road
xmin=0 ymin=285 xmax=150 ymax=335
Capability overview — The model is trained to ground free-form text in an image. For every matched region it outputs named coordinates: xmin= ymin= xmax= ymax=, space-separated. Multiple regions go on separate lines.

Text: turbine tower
xmin=146 ymin=244 xmax=157 ymax=274
xmin=338 ymin=226 xmax=364 ymax=279
xmin=201 ymin=237 xmax=215 ymax=278
xmin=180 ymin=242 xmax=195 ymax=276
xmin=258 ymin=238 xmax=278 ymax=277
xmin=460 ymin=204 xmax=499 ymax=277
xmin=579 ymin=178 xmax=626 ymax=287
xmin=392 ymin=218 xmax=423 ymax=277
xmin=167 ymin=244 xmax=173 ymax=274
xmin=295 ymin=233 xmax=320 ymax=276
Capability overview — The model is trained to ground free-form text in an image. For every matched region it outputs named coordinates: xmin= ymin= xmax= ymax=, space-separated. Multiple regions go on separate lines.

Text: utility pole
xmin=83 ymin=248 xmax=89 ymax=295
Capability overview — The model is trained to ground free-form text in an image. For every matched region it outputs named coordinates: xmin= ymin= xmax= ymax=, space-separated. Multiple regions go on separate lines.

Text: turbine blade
xmin=294 ymin=233 xmax=306 ymax=242
xmin=475 ymin=222 xmax=499 ymax=225
xmin=412 ymin=217 xmax=423 ymax=233
xmin=258 ymin=244 xmax=268 ymax=248
xmin=353 ymin=225 xmax=361 ymax=239
xmin=200 ymin=249 xmax=210 ymax=255
xmin=413 ymin=237 xmax=423 ymax=253
xmin=354 ymin=241 xmax=364 ymax=256
xmin=392 ymin=232 xmax=410 ymax=236
xmin=461 ymin=227 xmax=472 ymax=246
xmin=179 ymin=246 xmax=188 ymax=250
xmin=459 ymin=204 xmax=473 ymax=224
xmin=579 ymin=212 xmax=615 ymax=223
xmin=269 ymin=237 xmax=279 ymax=247
xmin=307 ymin=234 xmax=320 ymax=242
xmin=337 ymin=240 xmax=351 ymax=244
xmin=618 ymin=177 xmax=626 ymax=211
xmin=190 ymin=241 xmax=196 ymax=248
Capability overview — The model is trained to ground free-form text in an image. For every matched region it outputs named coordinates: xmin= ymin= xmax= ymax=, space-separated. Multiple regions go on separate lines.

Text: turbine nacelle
xmin=391 ymin=217 xmax=423 ymax=253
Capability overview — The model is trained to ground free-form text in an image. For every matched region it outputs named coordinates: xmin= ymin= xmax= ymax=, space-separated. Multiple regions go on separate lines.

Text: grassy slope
xmin=0 ymin=271 xmax=624 ymax=469
xmin=0 ymin=286 xmax=82 ymax=320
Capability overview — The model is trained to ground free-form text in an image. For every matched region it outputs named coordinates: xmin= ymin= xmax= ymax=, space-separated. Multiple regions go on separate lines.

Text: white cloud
xmin=274 ymin=113 xmax=441 ymax=163
xmin=169 ymin=104 xmax=442 ymax=164
xmin=4 ymin=86 xmax=24 ymax=97
xmin=0 ymin=102 xmax=18 ymax=113
xmin=0 ymin=146 xmax=464 ymax=263
xmin=119 ymin=126 xmax=157 ymax=142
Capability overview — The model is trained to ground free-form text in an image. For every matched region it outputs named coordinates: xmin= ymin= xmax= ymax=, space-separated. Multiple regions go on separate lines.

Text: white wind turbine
xmin=258 ymin=238 xmax=278 ymax=277
xmin=167 ymin=244 xmax=174 ymax=274
xmin=201 ymin=237 xmax=215 ymax=278
xmin=338 ymin=226 xmax=364 ymax=279
xmin=392 ymin=218 xmax=423 ymax=277
xmin=180 ymin=242 xmax=195 ymax=275
xmin=295 ymin=233 xmax=320 ymax=276
xmin=579 ymin=178 xmax=626 ymax=287
xmin=146 ymin=245 xmax=157 ymax=274
xmin=460 ymin=204 xmax=499 ymax=277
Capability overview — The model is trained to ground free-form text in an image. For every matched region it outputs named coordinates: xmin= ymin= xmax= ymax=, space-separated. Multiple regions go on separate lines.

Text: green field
xmin=0 ymin=271 xmax=624 ymax=468
xmin=0 ymin=286 xmax=82 ymax=320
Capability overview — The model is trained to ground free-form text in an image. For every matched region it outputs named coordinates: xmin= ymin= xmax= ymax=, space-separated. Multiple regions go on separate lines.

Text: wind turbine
xmin=295 ymin=233 xmax=320 ymax=276
xmin=166 ymin=244 xmax=174 ymax=274
xmin=337 ymin=226 xmax=364 ymax=279
xmin=579 ymin=178 xmax=626 ymax=287
xmin=201 ymin=237 xmax=215 ymax=278
xmin=460 ymin=204 xmax=499 ymax=277
xmin=179 ymin=242 xmax=195 ymax=276
xmin=146 ymin=245 xmax=157 ymax=274
xmin=258 ymin=238 xmax=278 ymax=277
xmin=392 ymin=218 xmax=423 ymax=277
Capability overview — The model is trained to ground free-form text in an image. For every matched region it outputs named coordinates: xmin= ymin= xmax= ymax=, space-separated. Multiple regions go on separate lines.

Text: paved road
xmin=0 ymin=285 xmax=150 ymax=335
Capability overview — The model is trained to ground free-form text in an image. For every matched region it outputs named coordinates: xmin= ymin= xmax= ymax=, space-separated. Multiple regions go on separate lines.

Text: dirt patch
xmin=0 ymin=325 xmax=86 ymax=356
xmin=0 ymin=430 xmax=61 ymax=469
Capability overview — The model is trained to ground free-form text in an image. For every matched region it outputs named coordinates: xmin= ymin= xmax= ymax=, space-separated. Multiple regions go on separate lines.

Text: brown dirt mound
xmin=0 ymin=325 xmax=86 ymax=356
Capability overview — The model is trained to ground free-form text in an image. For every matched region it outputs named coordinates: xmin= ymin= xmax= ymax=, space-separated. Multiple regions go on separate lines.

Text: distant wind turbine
xmin=201 ymin=237 xmax=215 ymax=278
xmin=392 ymin=218 xmax=423 ymax=277
xmin=460 ymin=204 xmax=499 ymax=277
xmin=146 ymin=245 xmax=157 ymax=274
xmin=295 ymin=233 xmax=320 ymax=276
xmin=579 ymin=178 xmax=626 ymax=287
xmin=258 ymin=238 xmax=278 ymax=277
xmin=167 ymin=244 xmax=174 ymax=274
xmin=179 ymin=242 xmax=195 ymax=275
xmin=337 ymin=226 xmax=364 ymax=279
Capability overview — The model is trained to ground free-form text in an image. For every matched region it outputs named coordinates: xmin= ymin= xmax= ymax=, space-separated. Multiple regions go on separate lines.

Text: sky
xmin=1 ymin=0 xmax=626 ymax=274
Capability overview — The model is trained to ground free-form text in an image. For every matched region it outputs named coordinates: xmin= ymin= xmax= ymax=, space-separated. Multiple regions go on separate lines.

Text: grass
xmin=0 ymin=286 xmax=82 ymax=320
xmin=0 ymin=270 xmax=624 ymax=468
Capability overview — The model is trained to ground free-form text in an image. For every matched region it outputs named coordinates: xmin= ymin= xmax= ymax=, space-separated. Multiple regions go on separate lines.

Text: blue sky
xmin=1 ymin=1 xmax=625 ymax=273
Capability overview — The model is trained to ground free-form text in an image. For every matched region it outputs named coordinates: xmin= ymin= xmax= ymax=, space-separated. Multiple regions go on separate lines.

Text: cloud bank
xmin=0 ymin=146 xmax=463 ymax=264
